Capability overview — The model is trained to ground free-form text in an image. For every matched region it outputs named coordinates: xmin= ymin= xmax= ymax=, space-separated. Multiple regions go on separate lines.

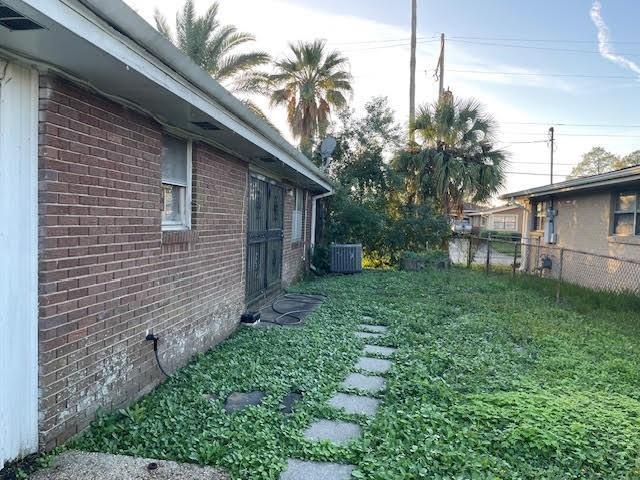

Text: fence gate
xmin=246 ymin=175 xmax=284 ymax=303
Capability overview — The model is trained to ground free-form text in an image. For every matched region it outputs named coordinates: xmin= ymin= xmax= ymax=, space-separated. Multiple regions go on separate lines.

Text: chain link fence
xmin=449 ymin=235 xmax=640 ymax=297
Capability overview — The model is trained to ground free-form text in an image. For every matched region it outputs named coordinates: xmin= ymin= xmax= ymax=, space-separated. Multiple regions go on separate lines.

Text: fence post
xmin=536 ymin=236 xmax=541 ymax=276
xmin=556 ymin=248 xmax=564 ymax=304
xmin=467 ymin=236 xmax=472 ymax=268
xmin=512 ymin=241 xmax=519 ymax=278
xmin=485 ymin=235 xmax=491 ymax=274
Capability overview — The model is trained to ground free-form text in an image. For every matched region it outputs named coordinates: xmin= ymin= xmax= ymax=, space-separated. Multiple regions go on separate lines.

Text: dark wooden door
xmin=246 ymin=176 xmax=283 ymax=302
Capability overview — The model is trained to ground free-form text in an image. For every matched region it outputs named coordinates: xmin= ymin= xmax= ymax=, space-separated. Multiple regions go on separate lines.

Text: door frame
xmin=0 ymin=60 xmax=39 ymax=467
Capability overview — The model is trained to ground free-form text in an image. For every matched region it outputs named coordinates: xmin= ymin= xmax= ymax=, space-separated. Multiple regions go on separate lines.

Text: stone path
xmin=279 ymin=320 xmax=396 ymax=479
xmin=342 ymin=373 xmax=385 ymax=393
xmin=304 ymin=419 xmax=362 ymax=445
xmin=280 ymin=460 xmax=355 ymax=480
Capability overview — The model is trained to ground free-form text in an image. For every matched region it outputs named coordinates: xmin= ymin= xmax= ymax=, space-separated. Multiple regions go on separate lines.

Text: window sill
xmin=162 ymin=229 xmax=198 ymax=245
xmin=608 ymin=235 xmax=640 ymax=246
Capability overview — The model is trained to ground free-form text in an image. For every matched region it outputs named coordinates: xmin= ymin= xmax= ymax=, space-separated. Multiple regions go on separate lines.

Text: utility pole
xmin=549 ymin=126 xmax=555 ymax=184
xmin=409 ymin=0 xmax=417 ymax=142
xmin=438 ymin=33 xmax=445 ymax=98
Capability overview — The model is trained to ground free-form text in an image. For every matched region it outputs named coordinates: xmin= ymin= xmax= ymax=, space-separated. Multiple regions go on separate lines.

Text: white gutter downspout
xmin=310 ymin=191 xmax=334 ymax=252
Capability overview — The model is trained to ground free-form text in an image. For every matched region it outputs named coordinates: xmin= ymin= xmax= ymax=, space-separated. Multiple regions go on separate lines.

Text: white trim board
xmin=0 ymin=60 xmax=39 ymax=468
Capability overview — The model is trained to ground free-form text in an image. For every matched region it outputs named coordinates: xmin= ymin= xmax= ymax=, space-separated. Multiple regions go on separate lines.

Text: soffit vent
xmin=0 ymin=3 xmax=44 ymax=31
xmin=191 ymin=121 xmax=220 ymax=131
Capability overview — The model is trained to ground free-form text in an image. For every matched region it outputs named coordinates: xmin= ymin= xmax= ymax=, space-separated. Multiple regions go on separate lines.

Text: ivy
xmin=73 ymin=269 xmax=640 ymax=479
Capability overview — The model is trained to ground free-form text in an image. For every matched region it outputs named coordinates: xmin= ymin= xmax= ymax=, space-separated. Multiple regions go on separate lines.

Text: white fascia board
xmin=503 ymin=167 xmax=640 ymax=200
xmin=23 ymin=0 xmax=332 ymax=192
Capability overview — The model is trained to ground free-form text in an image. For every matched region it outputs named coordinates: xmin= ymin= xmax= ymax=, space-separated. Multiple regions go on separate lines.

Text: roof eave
xmin=502 ymin=168 xmax=640 ymax=200
xmin=70 ymin=0 xmax=332 ymax=193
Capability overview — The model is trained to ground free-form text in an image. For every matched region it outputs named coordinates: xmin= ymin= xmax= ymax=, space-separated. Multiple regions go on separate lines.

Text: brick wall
xmin=37 ymin=75 xmax=248 ymax=449
xmin=282 ymin=188 xmax=312 ymax=285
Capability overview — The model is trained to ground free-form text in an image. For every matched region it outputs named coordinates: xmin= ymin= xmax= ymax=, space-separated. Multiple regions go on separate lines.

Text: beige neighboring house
xmin=469 ymin=204 xmax=525 ymax=234
xmin=503 ymin=165 xmax=640 ymax=260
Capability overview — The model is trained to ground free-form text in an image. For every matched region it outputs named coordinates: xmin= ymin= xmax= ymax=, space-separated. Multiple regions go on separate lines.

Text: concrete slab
xmin=342 ymin=373 xmax=386 ymax=393
xmin=303 ymin=419 xmax=362 ymax=445
xmin=30 ymin=451 xmax=228 ymax=480
xmin=328 ymin=393 xmax=380 ymax=416
xmin=354 ymin=331 xmax=382 ymax=339
xmin=356 ymin=357 xmax=392 ymax=374
xmin=357 ymin=324 xmax=388 ymax=333
xmin=280 ymin=459 xmax=355 ymax=480
xmin=363 ymin=345 xmax=396 ymax=357
xmin=224 ymin=391 xmax=265 ymax=413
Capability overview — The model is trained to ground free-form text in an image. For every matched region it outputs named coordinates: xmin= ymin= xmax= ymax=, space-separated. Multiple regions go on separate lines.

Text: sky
xmin=124 ymin=0 xmax=640 ymax=200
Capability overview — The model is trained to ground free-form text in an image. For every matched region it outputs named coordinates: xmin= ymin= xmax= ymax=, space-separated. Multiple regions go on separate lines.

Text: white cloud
xmin=590 ymin=0 xmax=640 ymax=76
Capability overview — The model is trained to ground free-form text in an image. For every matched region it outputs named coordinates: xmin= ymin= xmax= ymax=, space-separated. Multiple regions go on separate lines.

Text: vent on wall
xmin=191 ymin=121 xmax=220 ymax=131
xmin=0 ymin=3 xmax=44 ymax=31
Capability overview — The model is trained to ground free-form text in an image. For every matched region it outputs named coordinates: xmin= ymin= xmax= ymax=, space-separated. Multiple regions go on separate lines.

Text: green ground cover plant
xmin=73 ymin=269 xmax=640 ymax=479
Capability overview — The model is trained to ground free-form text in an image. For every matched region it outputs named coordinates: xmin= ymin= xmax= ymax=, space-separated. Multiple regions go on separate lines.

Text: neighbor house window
xmin=613 ymin=192 xmax=639 ymax=236
xmin=161 ymin=135 xmax=192 ymax=230
xmin=493 ymin=215 xmax=517 ymax=231
xmin=533 ymin=201 xmax=546 ymax=231
xmin=292 ymin=188 xmax=303 ymax=242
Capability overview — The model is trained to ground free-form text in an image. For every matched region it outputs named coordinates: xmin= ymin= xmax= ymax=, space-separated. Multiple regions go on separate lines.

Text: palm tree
xmin=154 ymin=1 xmax=271 ymax=119
xmin=269 ymin=40 xmax=352 ymax=154
xmin=397 ymin=96 xmax=507 ymax=215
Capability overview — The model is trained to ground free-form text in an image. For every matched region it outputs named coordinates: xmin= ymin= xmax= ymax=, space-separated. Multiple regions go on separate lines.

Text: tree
xmin=270 ymin=40 xmax=352 ymax=154
xmin=320 ymin=97 xmax=448 ymax=264
xmin=619 ymin=150 xmax=640 ymax=169
xmin=570 ymin=147 xmax=619 ymax=177
xmin=395 ymin=96 xmax=508 ymax=215
xmin=154 ymin=1 xmax=270 ymax=118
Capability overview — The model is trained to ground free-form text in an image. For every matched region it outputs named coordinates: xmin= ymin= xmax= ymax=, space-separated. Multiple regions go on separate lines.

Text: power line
xmin=499 ymin=132 xmax=640 ymax=138
xmin=496 ymin=140 xmax=549 ymax=144
xmin=505 ymin=171 xmax=570 ymax=176
xmin=448 ymin=35 xmax=640 ymax=45
xmin=446 ymin=38 xmax=640 ymax=57
xmin=330 ymin=35 xmax=437 ymax=46
xmin=500 ymin=121 xmax=640 ymax=128
xmin=449 ymin=68 xmax=638 ymax=80
xmin=508 ymin=160 xmax=577 ymax=166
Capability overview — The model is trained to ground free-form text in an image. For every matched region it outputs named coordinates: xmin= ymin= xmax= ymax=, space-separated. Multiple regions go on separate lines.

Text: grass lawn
xmin=73 ymin=268 xmax=640 ymax=479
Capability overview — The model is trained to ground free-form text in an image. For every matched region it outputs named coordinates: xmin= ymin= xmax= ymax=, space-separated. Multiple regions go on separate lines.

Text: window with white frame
xmin=292 ymin=188 xmax=304 ymax=242
xmin=161 ymin=134 xmax=191 ymax=230
xmin=613 ymin=191 xmax=639 ymax=236
xmin=533 ymin=201 xmax=546 ymax=231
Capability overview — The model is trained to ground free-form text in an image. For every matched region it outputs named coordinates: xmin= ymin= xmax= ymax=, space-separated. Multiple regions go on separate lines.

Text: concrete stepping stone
xmin=329 ymin=392 xmax=380 ymax=416
xmin=355 ymin=331 xmax=382 ymax=339
xmin=364 ymin=345 xmax=396 ymax=357
xmin=224 ymin=391 xmax=265 ymax=413
xmin=280 ymin=459 xmax=355 ymax=480
xmin=358 ymin=324 xmax=388 ymax=333
xmin=356 ymin=356 xmax=392 ymax=374
xmin=342 ymin=373 xmax=386 ymax=393
xmin=303 ymin=419 xmax=362 ymax=445
xmin=280 ymin=391 xmax=303 ymax=414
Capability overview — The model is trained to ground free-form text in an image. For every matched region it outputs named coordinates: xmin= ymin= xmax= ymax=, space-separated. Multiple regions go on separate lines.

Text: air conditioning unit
xmin=330 ymin=244 xmax=363 ymax=274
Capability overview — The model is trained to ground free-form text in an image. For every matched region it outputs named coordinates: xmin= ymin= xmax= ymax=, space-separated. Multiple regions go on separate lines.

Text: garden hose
xmin=259 ymin=293 xmax=326 ymax=326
